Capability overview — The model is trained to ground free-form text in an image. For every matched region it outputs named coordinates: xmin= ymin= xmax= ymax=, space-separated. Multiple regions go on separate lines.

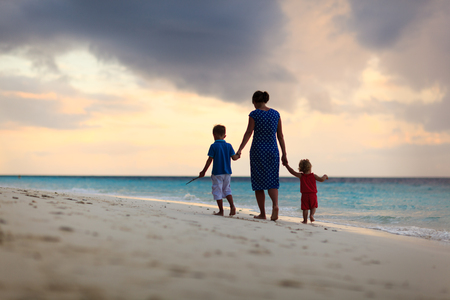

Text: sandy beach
xmin=0 ymin=186 xmax=449 ymax=300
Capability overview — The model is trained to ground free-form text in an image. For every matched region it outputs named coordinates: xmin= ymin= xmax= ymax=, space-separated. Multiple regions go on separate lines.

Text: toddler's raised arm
xmin=315 ymin=174 xmax=329 ymax=182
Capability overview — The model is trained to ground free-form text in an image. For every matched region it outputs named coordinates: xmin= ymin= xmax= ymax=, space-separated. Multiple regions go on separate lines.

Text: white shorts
xmin=211 ymin=174 xmax=232 ymax=200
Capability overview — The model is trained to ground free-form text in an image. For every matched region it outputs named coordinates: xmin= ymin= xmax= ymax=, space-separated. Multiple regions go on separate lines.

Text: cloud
xmin=393 ymin=95 xmax=450 ymax=132
xmin=0 ymin=73 xmax=143 ymax=129
xmin=0 ymin=0 xmax=292 ymax=103
xmin=345 ymin=0 xmax=450 ymax=89
xmin=0 ymin=72 xmax=89 ymax=129
xmin=0 ymin=93 xmax=89 ymax=129
xmin=334 ymin=0 xmax=450 ymax=132
xmin=374 ymin=142 xmax=450 ymax=177
xmin=343 ymin=95 xmax=450 ymax=132
xmin=344 ymin=0 xmax=430 ymax=49
xmin=2 ymin=0 xmax=450 ymax=133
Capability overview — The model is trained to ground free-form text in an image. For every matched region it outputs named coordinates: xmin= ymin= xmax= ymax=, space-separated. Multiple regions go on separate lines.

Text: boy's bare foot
xmin=229 ymin=206 xmax=236 ymax=216
xmin=270 ymin=206 xmax=279 ymax=221
xmin=302 ymin=220 xmax=308 ymax=224
xmin=214 ymin=211 xmax=224 ymax=216
xmin=310 ymin=216 xmax=315 ymax=222
xmin=254 ymin=214 xmax=266 ymax=219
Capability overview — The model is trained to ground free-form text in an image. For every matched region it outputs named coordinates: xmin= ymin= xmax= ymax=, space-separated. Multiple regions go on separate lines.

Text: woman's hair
xmin=213 ymin=124 xmax=226 ymax=137
xmin=252 ymin=90 xmax=270 ymax=103
xmin=299 ymin=159 xmax=312 ymax=173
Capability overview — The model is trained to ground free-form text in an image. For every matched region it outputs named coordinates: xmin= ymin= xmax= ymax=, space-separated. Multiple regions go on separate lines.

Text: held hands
xmin=323 ymin=174 xmax=329 ymax=180
xmin=232 ymin=151 xmax=241 ymax=161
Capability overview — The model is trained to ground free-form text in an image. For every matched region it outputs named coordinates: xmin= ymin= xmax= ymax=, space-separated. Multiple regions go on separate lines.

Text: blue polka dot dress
xmin=249 ymin=109 xmax=280 ymax=191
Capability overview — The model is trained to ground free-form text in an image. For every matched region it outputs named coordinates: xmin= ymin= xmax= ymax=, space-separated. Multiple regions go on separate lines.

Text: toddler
xmin=285 ymin=159 xmax=328 ymax=224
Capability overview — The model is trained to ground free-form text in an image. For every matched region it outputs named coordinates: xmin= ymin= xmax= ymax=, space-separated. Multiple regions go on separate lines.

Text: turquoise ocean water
xmin=1 ymin=176 xmax=449 ymax=243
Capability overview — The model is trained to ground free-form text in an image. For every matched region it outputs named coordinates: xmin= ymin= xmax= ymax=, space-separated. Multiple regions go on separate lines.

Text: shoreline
xmin=3 ymin=183 xmax=450 ymax=245
xmin=4 ymin=175 xmax=450 ymax=244
xmin=119 ymin=194 xmax=450 ymax=246
xmin=1 ymin=175 xmax=449 ymax=245
xmin=1 ymin=187 xmax=450 ymax=299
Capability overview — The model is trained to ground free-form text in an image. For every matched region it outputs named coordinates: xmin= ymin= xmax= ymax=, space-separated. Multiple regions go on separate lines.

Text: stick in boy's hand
xmin=186 ymin=177 xmax=200 ymax=185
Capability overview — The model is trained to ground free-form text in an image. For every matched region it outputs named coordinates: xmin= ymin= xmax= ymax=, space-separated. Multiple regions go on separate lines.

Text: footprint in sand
xmin=279 ymin=279 xmax=303 ymax=288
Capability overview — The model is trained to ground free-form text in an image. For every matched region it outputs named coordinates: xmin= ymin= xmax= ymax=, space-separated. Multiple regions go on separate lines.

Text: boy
xmin=199 ymin=125 xmax=240 ymax=216
xmin=285 ymin=159 xmax=328 ymax=224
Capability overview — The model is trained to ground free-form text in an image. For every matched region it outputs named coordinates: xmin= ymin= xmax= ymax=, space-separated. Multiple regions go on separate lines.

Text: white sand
xmin=0 ymin=186 xmax=449 ymax=300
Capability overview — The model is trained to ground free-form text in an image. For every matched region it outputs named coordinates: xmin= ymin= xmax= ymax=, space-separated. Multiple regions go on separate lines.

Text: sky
xmin=1 ymin=0 xmax=450 ymax=177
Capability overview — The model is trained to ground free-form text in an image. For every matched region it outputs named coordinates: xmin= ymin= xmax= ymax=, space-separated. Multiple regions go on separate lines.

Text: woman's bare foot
xmin=214 ymin=211 xmax=224 ymax=216
xmin=229 ymin=206 xmax=236 ymax=216
xmin=302 ymin=220 xmax=308 ymax=224
xmin=254 ymin=214 xmax=266 ymax=219
xmin=310 ymin=216 xmax=315 ymax=222
xmin=270 ymin=206 xmax=279 ymax=221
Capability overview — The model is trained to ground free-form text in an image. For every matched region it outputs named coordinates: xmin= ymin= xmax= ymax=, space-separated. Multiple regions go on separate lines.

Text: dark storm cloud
xmin=344 ymin=0 xmax=429 ymax=49
xmin=0 ymin=0 xmax=290 ymax=103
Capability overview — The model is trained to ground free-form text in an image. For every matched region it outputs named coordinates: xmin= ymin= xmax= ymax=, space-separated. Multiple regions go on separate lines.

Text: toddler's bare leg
xmin=302 ymin=210 xmax=308 ymax=224
xmin=214 ymin=199 xmax=224 ymax=216
xmin=310 ymin=207 xmax=316 ymax=222
xmin=225 ymin=194 xmax=236 ymax=216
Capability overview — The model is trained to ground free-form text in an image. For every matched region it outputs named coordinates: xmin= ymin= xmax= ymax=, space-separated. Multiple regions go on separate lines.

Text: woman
xmin=236 ymin=90 xmax=288 ymax=221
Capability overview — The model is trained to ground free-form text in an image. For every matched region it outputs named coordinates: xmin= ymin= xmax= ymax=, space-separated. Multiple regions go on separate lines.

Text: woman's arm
xmin=277 ymin=118 xmax=288 ymax=166
xmin=237 ymin=116 xmax=255 ymax=155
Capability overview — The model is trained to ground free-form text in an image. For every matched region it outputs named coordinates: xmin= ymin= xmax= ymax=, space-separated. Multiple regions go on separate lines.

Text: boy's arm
xmin=314 ymin=174 xmax=329 ymax=182
xmin=199 ymin=157 xmax=213 ymax=178
xmin=284 ymin=163 xmax=302 ymax=178
xmin=231 ymin=147 xmax=240 ymax=161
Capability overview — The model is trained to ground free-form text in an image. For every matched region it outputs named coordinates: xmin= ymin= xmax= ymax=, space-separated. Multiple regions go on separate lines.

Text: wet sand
xmin=0 ymin=187 xmax=449 ymax=300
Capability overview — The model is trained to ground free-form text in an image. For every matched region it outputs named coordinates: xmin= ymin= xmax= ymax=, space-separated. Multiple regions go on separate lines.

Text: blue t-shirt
xmin=207 ymin=140 xmax=235 ymax=175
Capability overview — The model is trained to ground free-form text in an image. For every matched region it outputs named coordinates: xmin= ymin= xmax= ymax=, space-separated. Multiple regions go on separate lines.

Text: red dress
xmin=300 ymin=173 xmax=318 ymax=210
